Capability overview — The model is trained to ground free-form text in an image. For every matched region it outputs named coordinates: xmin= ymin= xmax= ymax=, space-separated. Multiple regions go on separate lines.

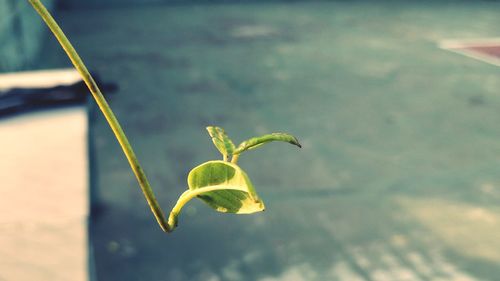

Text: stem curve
xmin=28 ymin=0 xmax=173 ymax=232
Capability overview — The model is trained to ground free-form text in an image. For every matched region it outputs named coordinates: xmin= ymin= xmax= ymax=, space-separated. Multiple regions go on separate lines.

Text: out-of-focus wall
xmin=59 ymin=0 xmax=163 ymax=9
xmin=0 ymin=0 xmax=54 ymax=72
xmin=59 ymin=0 xmax=264 ymax=9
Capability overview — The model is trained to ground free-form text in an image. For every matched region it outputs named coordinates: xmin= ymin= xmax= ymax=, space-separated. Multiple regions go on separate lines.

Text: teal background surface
xmin=0 ymin=0 xmax=54 ymax=71
xmin=34 ymin=1 xmax=500 ymax=280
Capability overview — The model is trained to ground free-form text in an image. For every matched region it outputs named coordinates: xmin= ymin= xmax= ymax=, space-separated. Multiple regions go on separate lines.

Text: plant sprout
xmin=28 ymin=0 xmax=301 ymax=233
xmin=168 ymin=127 xmax=301 ymax=228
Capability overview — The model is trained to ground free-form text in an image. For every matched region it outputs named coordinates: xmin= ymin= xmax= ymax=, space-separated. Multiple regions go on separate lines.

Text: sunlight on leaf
xmin=188 ymin=160 xmax=265 ymax=213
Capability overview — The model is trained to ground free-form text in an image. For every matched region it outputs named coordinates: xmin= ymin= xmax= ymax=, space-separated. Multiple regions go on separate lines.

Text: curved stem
xmin=29 ymin=0 xmax=173 ymax=232
xmin=168 ymin=185 xmax=244 ymax=226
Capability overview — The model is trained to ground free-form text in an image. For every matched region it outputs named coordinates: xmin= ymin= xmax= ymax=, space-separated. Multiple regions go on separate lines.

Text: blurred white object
xmin=0 ymin=69 xmax=90 ymax=281
xmin=439 ymin=37 xmax=500 ymax=67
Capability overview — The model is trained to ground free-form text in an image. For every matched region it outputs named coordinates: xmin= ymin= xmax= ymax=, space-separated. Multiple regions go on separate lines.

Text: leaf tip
xmin=295 ymin=140 xmax=302 ymax=148
xmin=290 ymin=137 xmax=302 ymax=148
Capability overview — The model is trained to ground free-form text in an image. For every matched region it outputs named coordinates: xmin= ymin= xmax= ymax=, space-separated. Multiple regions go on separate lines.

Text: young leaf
xmin=233 ymin=132 xmax=302 ymax=155
xmin=206 ymin=126 xmax=236 ymax=159
xmin=187 ymin=160 xmax=264 ymax=213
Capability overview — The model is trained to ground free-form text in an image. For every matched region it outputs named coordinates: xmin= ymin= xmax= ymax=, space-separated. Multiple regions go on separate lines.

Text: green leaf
xmin=234 ymin=132 xmax=302 ymax=154
xmin=187 ymin=160 xmax=265 ymax=214
xmin=206 ymin=126 xmax=236 ymax=159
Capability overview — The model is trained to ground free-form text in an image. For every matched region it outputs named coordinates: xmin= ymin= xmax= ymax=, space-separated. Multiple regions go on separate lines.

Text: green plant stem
xmin=29 ymin=0 xmax=173 ymax=232
xmin=231 ymin=154 xmax=240 ymax=164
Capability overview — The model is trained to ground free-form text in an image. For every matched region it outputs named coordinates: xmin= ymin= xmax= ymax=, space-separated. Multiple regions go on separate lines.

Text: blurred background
xmin=1 ymin=0 xmax=500 ymax=280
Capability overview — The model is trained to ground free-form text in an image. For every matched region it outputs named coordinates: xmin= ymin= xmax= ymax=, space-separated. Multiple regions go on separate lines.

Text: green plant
xmin=29 ymin=0 xmax=301 ymax=233
xmin=168 ymin=127 xmax=301 ymax=228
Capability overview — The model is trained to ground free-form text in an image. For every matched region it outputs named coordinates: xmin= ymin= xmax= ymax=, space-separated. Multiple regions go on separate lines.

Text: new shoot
xmin=29 ymin=0 xmax=301 ymax=233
